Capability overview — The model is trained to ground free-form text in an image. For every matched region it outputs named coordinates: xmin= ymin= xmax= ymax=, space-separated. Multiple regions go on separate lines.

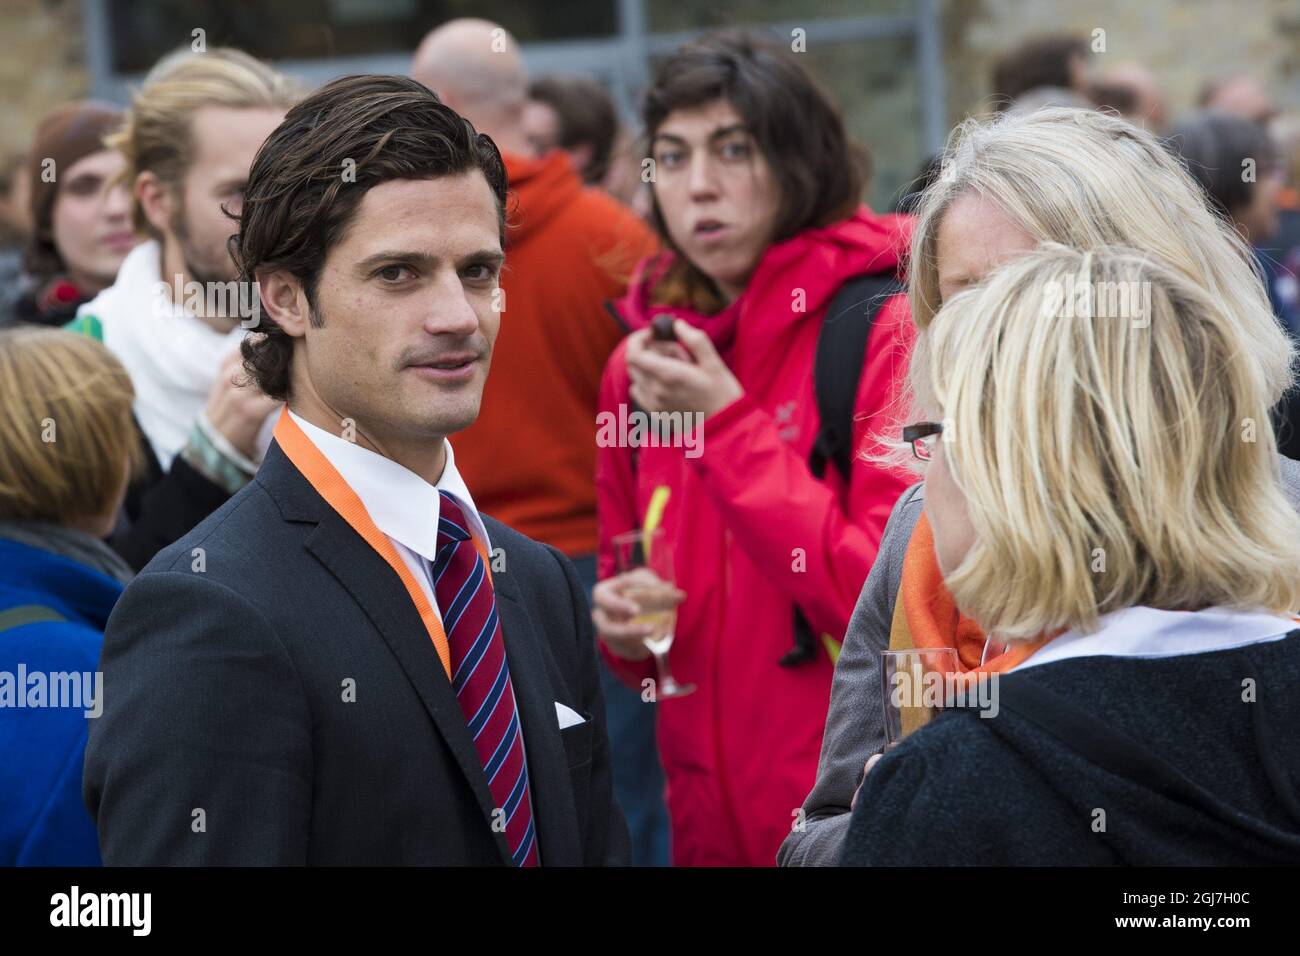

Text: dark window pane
xmin=108 ymin=0 xmax=618 ymax=74
xmin=814 ymin=36 xmax=925 ymax=213
xmin=647 ymin=0 xmax=917 ymax=32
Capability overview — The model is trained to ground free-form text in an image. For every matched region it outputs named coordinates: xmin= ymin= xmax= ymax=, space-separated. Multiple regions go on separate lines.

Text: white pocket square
xmin=555 ymin=701 xmax=586 ymax=729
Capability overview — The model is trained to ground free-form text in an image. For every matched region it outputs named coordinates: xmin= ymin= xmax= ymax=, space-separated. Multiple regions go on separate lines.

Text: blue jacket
xmin=0 ymin=537 xmax=121 ymax=865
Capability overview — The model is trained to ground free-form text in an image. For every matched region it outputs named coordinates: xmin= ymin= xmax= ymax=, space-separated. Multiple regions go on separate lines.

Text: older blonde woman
xmin=841 ymin=245 xmax=1300 ymax=864
xmin=782 ymin=106 xmax=1300 ymax=865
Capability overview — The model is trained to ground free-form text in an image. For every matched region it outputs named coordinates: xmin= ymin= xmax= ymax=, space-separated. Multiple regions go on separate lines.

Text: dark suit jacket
xmin=84 ymin=442 xmax=629 ymax=865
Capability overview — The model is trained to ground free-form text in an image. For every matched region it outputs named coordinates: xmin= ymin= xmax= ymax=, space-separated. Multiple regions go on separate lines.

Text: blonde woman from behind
xmin=842 ymin=246 xmax=1300 ymax=865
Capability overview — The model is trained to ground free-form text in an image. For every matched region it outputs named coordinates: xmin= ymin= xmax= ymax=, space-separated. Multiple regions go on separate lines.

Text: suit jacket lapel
xmin=303 ymin=504 xmax=516 ymax=864
xmin=260 ymin=442 xmax=572 ymax=866
xmin=491 ymin=563 xmax=581 ymax=866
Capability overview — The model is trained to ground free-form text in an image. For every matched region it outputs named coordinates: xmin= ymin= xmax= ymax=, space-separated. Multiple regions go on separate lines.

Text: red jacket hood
xmin=615 ymin=206 xmax=913 ymax=337
xmin=502 ymin=150 xmax=584 ymax=245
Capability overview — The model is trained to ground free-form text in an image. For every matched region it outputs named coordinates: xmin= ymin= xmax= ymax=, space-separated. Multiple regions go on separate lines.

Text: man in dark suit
xmin=83 ymin=74 xmax=629 ymax=865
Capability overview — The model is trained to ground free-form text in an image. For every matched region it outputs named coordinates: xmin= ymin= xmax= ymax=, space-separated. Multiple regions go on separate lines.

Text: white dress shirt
xmin=290 ymin=412 xmax=563 ymax=789
xmin=288 ymin=410 xmax=491 ymax=621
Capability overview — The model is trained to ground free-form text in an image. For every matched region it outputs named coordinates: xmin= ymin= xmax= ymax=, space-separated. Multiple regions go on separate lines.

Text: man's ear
xmin=258 ymin=269 xmax=312 ymax=337
xmin=135 ymin=170 xmax=173 ymax=238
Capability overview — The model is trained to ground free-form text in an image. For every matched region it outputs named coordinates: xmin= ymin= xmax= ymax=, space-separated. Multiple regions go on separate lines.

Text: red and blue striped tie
xmin=432 ymin=491 xmax=539 ymax=866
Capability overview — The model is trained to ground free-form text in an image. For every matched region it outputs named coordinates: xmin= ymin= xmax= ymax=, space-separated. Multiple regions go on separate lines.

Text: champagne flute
xmin=612 ymin=528 xmax=695 ymax=699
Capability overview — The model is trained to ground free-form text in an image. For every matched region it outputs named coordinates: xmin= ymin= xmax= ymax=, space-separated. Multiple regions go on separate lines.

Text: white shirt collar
xmin=1010 ymin=605 xmax=1299 ymax=673
xmin=287 ymin=410 xmax=491 ymax=561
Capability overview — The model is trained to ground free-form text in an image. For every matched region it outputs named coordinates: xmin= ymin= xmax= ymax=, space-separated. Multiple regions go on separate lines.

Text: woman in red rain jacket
xmin=593 ymin=30 xmax=915 ymax=866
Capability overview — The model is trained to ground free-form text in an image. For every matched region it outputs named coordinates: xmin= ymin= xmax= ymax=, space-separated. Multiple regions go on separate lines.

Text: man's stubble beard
xmin=170 ymin=204 xmax=237 ymax=288
xmin=300 ymin=296 xmax=489 ymax=457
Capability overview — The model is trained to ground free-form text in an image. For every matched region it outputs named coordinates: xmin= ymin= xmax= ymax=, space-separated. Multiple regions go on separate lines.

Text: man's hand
xmin=204 ymin=350 xmax=279 ymax=459
xmin=592 ymin=567 xmax=686 ymax=662
xmin=625 ymin=319 xmax=743 ymax=419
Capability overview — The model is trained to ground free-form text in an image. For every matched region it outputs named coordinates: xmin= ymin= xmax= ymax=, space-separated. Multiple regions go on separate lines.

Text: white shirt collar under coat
xmin=287 ymin=410 xmax=491 ymax=561
xmin=1010 ymin=605 xmax=1299 ymax=673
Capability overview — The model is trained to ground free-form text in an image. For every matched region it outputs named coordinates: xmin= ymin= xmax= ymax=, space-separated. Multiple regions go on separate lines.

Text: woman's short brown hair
xmin=0 ymin=327 xmax=143 ymax=525
xmin=642 ymin=30 xmax=869 ymax=312
xmin=236 ymin=74 xmax=508 ymax=401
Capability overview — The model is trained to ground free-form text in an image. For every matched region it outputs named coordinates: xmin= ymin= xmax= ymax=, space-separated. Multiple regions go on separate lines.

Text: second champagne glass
xmin=880 ymin=647 xmax=959 ymax=749
xmin=612 ymin=527 xmax=695 ymax=699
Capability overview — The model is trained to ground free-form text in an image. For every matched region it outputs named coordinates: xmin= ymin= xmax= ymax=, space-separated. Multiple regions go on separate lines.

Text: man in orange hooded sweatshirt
xmin=412 ymin=20 xmax=664 ymax=863
xmin=413 ymin=19 xmax=656 ymax=558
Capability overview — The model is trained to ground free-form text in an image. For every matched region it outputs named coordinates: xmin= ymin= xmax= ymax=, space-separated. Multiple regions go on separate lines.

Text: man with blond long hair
xmin=68 ymin=48 xmax=297 ymax=569
xmin=844 ymin=246 xmax=1300 ymax=864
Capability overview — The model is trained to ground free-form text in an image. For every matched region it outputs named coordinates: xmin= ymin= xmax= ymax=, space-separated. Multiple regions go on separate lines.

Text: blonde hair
xmin=907 ymin=108 xmax=1293 ymax=411
xmin=927 ymin=245 xmax=1300 ymax=639
xmin=0 ymin=327 xmax=144 ymax=525
xmin=108 ymin=47 xmax=300 ymax=235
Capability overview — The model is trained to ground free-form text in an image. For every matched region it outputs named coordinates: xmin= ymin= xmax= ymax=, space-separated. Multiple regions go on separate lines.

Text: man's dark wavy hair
xmin=235 ymin=74 xmax=508 ymax=401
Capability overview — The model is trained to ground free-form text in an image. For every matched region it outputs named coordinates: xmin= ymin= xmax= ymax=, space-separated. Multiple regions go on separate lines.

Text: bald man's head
xmin=412 ymin=18 xmax=527 ymax=138
xmin=1199 ymin=74 xmax=1277 ymax=126
xmin=1098 ymin=62 xmax=1169 ymax=131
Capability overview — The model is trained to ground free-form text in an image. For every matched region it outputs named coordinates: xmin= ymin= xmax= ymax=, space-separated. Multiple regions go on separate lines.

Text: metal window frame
xmin=83 ymin=0 xmax=947 ymax=153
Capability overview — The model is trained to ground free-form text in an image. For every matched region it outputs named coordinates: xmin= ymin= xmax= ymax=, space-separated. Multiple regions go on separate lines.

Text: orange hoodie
xmin=452 ymin=150 xmax=657 ymax=556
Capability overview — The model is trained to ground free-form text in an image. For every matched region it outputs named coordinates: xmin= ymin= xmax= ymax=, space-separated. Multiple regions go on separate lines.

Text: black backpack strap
xmin=808 ymin=273 xmax=904 ymax=482
xmin=782 ymin=272 xmax=903 ymax=668
xmin=603 ymin=298 xmax=632 ymax=335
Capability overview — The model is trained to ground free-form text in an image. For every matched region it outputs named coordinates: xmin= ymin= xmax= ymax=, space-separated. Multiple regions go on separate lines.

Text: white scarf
xmin=77 ymin=241 xmax=274 ymax=469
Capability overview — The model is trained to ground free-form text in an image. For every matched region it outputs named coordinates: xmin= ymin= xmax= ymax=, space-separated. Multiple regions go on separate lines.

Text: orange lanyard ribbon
xmin=274 ymin=409 xmax=453 ymax=679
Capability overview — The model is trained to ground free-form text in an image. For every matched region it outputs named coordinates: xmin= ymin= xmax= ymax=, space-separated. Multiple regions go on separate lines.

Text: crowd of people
xmin=1 ymin=19 xmax=1299 ymax=867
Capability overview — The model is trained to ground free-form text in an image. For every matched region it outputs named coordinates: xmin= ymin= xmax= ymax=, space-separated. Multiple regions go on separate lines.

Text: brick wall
xmin=941 ymin=0 xmax=1300 ymax=123
xmin=0 ymin=0 xmax=87 ymax=152
xmin=0 ymin=0 xmax=1297 ymax=183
